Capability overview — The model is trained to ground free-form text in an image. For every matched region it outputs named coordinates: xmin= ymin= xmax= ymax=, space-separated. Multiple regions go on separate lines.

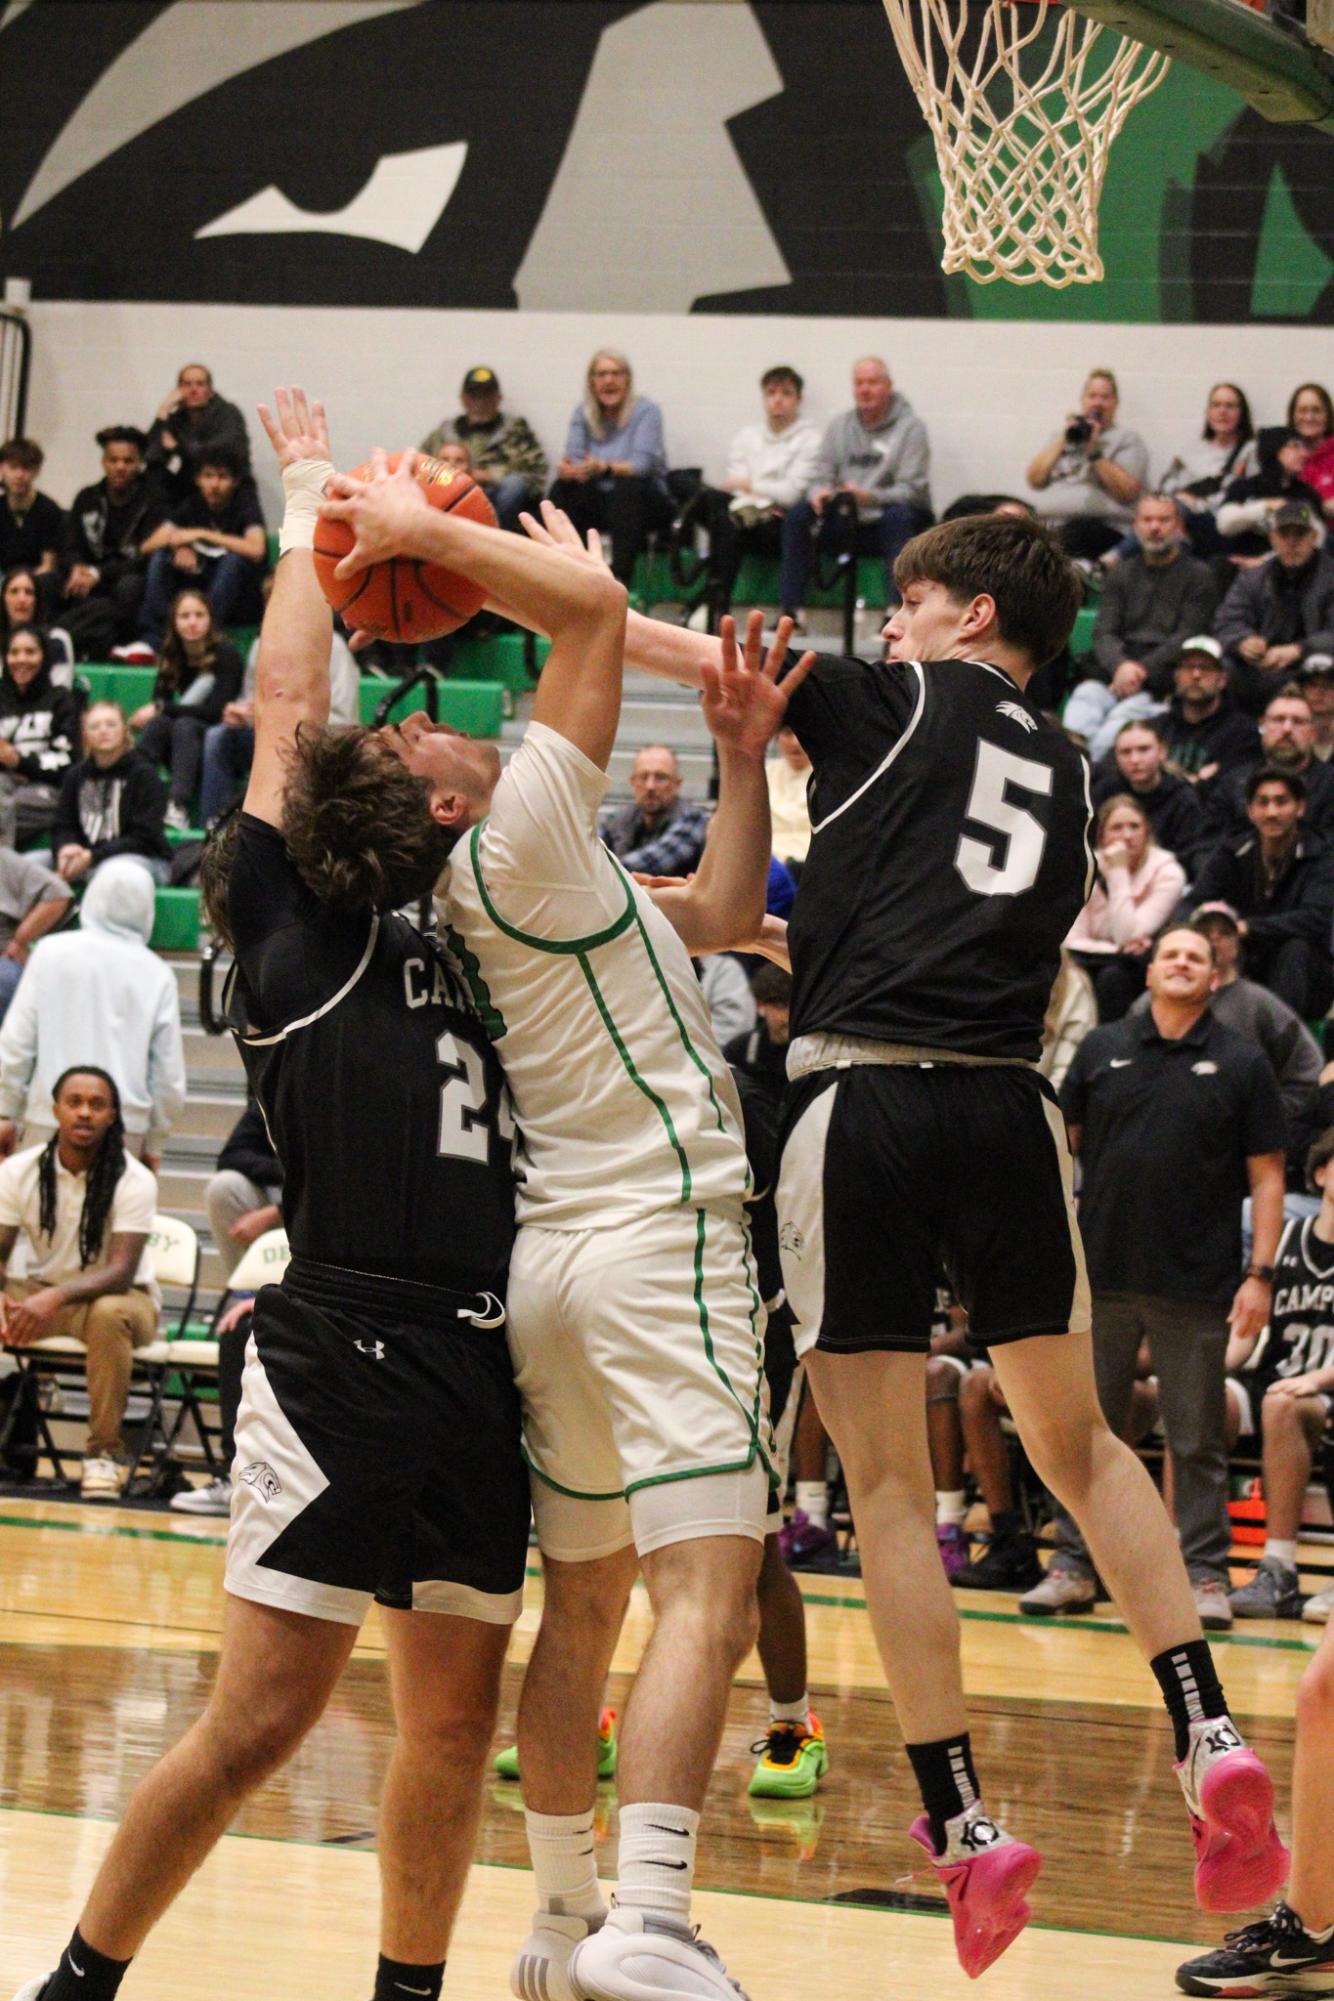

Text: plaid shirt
xmin=600 ymin=798 xmax=710 ymax=878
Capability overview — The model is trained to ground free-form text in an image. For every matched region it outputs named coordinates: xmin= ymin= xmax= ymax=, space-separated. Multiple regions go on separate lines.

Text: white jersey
xmin=439 ymin=722 xmax=750 ymax=1231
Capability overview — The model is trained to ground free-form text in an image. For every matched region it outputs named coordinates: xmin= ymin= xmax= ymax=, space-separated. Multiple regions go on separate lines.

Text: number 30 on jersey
xmin=956 ymin=740 xmax=1052 ymax=898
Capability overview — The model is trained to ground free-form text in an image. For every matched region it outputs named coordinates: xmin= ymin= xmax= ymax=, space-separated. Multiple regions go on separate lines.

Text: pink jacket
xmin=1066 ymin=843 xmax=1186 ymax=952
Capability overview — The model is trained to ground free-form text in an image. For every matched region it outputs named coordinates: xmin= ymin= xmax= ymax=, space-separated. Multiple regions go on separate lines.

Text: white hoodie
xmin=0 ymin=859 xmax=186 ymax=1147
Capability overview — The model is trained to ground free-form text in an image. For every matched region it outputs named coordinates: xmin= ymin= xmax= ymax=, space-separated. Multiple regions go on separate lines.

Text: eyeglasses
xmin=592 ymin=369 xmax=628 ymax=380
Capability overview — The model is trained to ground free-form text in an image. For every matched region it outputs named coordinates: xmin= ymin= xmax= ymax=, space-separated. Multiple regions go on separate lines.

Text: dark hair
xmin=1266 ymin=682 xmax=1311 ymax=713
xmin=199 ymin=807 xmax=242 ymax=950
xmin=5 ymin=621 xmax=48 ymax=677
xmin=1153 ymin=925 xmax=1215 ymax=966
xmin=1246 ymin=763 xmax=1306 ymax=805
xmin=1203 ymin=382 xmax=1253 ymax=444
xmin=178 ymin=362 xmax=214 ymax=387
xmin=41 ymin=1067 xmax=126 ymax=1269
xmin=0 ymin=436 xmax=43 ymax=471
xmin=158 ymin=588 xmax=218 ymax=694
xmin=1306 ymin=1124 xmax=1334 ymax=1189
xmin=0 ymin=567 xmax=46 ymax=651
xmin=95 ymin=425 xmax=148 ymax=454
xmin=191 ymin=441 xmax=244 ymax=480
xmin=751 ymin=962 xmax=792 ymax=1006
xmin=760 ymin=365 xmax=803 ymax=395
xmin=894 ymin=514 xmax=1084 ymax=669
xmin=1115 ymin=716 xmax=1163 ymax=745
xmin=941 ymin=493 xmax=1036 ymax=522
xmin=1287 ymin=382 xmax=1334 ymax=438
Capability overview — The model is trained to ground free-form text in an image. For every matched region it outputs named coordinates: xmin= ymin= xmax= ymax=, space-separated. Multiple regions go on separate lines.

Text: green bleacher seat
xmin=357 ymin=677 xmax=504 ymax=737
xmin=1071 ymin=603 xmax=1098 ymax=658
xmin=228 ymin=624 xmax=260 ymax=658
xmin=266 ymin=531 xmax=280 ymax=569
xmin=76 ymin=665 xmax=158 ymax=711
xmin=165 ymin=824 xmax=204 ymax=848
xmin=447 ymin=631 xmax=548 ymax=698
xmin=728 ymin=553 xmax=887 ymax=612
xmin=150 ymin=888 xmax=200 ymax=952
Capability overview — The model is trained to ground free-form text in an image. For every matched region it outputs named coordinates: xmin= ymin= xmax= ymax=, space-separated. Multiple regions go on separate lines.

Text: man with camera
xmin=1026 ymin=368 xmax=1149 ymax=562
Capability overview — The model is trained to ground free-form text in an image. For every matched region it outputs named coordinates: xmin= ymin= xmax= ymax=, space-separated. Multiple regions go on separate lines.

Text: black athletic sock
xmin=906 ymin=1733 xmax=981 ymax=1853
xmin=372 ymin=1953 xmax=445 ymax=2001
xmin=988 ymin=1509 xmax=1021 ymax=1542
xmin=42 ymin=1929 xmax=130 ymax=2001
xmin=1151 ymin=1641 xmax=1228 ymax=1762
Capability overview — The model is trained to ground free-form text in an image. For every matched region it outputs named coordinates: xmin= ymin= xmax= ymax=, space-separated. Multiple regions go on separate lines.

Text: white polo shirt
xmin=0 ymin=1143 xmax=158 ymax=1299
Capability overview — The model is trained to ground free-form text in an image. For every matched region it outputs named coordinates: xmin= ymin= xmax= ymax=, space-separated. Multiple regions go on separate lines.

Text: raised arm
xmin=245 ymin=387 xmax=337 ymax=829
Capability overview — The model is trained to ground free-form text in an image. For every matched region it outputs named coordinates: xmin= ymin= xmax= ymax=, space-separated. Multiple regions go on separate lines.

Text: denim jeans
xmin=778 ymin=499 xmax=930 ymax=617
xmin=199 ymin=721 xmax=255 ymax=825
xmin=141 ymin=549 xmax=265 ymax=648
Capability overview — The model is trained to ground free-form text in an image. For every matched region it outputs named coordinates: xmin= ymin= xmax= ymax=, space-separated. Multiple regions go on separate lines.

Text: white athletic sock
xmin=613 ymin=1801 xmax=699 ymax=1925
xmin=795 ymin=1482 xmax=828 ymax=1529
xmin=936 ymin=1489 xmax=968 ymax=1528
xmin=770 ymin=1692 xmax=810 ymax=1726
xmin=523 ymin=1806 xmax=606 ymax=1924
xmin=1264 ymin=1538 xmax=1297 ymax=1568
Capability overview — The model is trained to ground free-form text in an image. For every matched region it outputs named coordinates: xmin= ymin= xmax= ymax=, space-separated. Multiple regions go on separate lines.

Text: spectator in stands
xmin=120 ymin=444 xmax=267 ymax=660
xmin=1025 ymin=367 xmax=1149 ymax=561
xmin=198 ymin=617 xmax=358 ymax=828
xmin=0 ymin=858 xmax=185 ymax=1166
xmin=1091 ymin=720 xmax=1208 ymax=873
xmin=1217 ymin=427 xmax=1323 ymax=565
xmin=434 ymin=439 xmax=473 ymax=474
xmin=1289 ymin=382 xmax=1334 ymax=527
xmin=0 ymin=1065 xmax=159 ymax=1499
xmin=1063 ymin=493 xmax=1218 ymax=753
xmin=1158 ymin=383 xmax=1259 ymax=556
xmin=548 ymin=349 xmax=671 ymax=587
xmin=600 ymin=743 xmax=709 ymax=876
xmin=1227 ymin=1125 xmax=1334 ymax=1622
xmin=129 ymin=589 xmax=244 ymax=830
xmin=1303 ymin=653 xmax=1334 ymax=761
xmin=1207 ymin=685 xmax=1334 ymax=841
xmin=0 ymin=624 xmax=78 ymax=847
xmin=2 ymin=567 xmax=73 ymax=684
xmin=1039 ymin=950 xmax=1097 ymax=1093
xmin=1028 ymin=927 xmax=1287 ymax=1626
xmin=1067 ymin=794 xmax=1187 ymax=1019
xmin=696 ymin=952 xmax=755 ymax=1046
xmin=0 ymin=849 xmax=71 ymax=1021
xmin=1188 ymin=767 xmax=1334 ymax=1019
xmin=702 ymin=366 xmax=821 ymax=606
xmin=59 ymin=426 xmax=166 ymax=660
xmin=1158 ymin=635 xmax=1259 ymax=784
xmin=0 ymin=438 xmax=63 ymax=600
xmin=145 ymin=362 xmax=252 ymax=506
xmin=778 ymin=356 xmax=931 ymax=624
xmin=207 ymin=1097 xmax=283 ymax=1281
xmin=1217 ymin=500 xmax=1334 ymax=713
xmin=51 ymin=701 xmax=171 ymax=888
xmin=766 ymin=724 xmax=812 ymax=873
xmin=420 ymin=366 xmax=547 ymax=531
xmin=723 ymin=962 xmax=791 ymax=1094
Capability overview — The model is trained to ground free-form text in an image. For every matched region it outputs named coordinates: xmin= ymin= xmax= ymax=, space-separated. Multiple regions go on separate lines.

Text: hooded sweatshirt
xmin=0 ymin=859 xmax=186 ymax=1145
xmin=0 ymin=661 xmax=78 ymax=785
xmin=811 ymin=393 xmax=932 ymax=516
xmin=51 ymin=748 xmax=171 ymax=866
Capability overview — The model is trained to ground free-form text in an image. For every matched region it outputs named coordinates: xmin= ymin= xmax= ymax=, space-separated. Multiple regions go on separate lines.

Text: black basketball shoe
xmin=1175 ymin=1903 xmax=1334 ymax=1995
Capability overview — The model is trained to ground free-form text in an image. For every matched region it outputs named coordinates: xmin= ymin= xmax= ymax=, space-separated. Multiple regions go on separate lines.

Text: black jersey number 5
xmin=956 ymin=740 xmax=1053 ymax=898
xmin=437 ymin=1029 xmax=514 ymax=1162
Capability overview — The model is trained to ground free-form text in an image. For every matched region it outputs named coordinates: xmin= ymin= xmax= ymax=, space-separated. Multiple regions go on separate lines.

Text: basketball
xmin=312 ymin=451 xmax=497 ymax=642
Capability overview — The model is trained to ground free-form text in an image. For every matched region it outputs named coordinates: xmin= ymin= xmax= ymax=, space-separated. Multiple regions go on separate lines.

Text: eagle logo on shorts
xmin=240 ymin=1461 xmax=283 ymax=1502
xmin=995 ymin=701 xmax=1037 ymax=733
xmin=779 ymin=1222 xmax=804 ymax=1256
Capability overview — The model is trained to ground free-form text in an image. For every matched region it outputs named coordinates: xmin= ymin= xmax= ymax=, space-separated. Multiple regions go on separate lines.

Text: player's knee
xmin=200 ymin=1689 xmax=315 ymax=1791
xmin=1260 ymin=1392 xmax=1302 ymax=1434
xmin=397 ymin=1699 xmax=498 ymax=1773
xmin=925 ymin=1356 xmax=959 ymax=1402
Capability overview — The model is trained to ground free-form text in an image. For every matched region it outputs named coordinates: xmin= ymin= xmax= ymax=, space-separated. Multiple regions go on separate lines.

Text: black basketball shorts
xmin=226 ymin=1257 xmax=531 ymax=1627
xmin=776 ymin=1062 xmax=1091 ymax=1357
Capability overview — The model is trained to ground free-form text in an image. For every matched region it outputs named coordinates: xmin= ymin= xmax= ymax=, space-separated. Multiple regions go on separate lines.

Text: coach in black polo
xmin=1032 ymin=926 xmax=1287 ymax=1631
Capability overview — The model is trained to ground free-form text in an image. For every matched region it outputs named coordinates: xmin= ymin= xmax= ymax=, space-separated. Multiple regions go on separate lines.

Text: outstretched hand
xmin=257 ymin=385 xmax=331 ymax=471
xmin=319 ymin=447 xmax=434 ymax=580
xmin=701 ymin=612 xmax=815 ymax=761
xmin=518 ymin=497 xmax=609 ymax=575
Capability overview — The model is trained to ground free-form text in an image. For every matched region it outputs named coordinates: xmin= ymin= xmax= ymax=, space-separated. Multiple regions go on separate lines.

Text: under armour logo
xmin=996 ymin=701 xmax=1037 ymax=733
xmin=354 ymin=1339 xmax=386 ymax=1361
xmin=239 ymin=1460 xmax=282 ymax=1502
xmin=958 ymin=1814 xmax=1003 ymax=1851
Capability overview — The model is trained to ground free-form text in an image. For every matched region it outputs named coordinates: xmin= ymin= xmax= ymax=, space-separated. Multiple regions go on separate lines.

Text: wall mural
xmin=0 ymin=0 xmax=1330 ymax=325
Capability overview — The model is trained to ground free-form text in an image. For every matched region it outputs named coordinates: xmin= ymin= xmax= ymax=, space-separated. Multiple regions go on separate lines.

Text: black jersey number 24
xmin=436 ymin=1029 xmax=515 ymax=1163
xmin=955 ymin=740 xmax=1053 ymax=899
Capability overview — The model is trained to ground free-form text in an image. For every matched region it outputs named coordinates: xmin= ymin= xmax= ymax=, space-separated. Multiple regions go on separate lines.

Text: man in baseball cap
xmin=1216 ymin=496 xmax=1334 ymax=712
xmin=420 ymin=367 xmax=547 ymax=531
xmin=1156 ymin=635 xmax=1259 ymax=786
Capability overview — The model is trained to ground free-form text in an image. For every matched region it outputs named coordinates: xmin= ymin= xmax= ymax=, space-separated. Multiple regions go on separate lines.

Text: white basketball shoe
xmin=569 ymin=1906 xmax=749 ymax=2000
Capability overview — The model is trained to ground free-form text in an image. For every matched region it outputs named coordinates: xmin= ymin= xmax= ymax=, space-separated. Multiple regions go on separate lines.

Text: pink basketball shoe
xmin=910 ymin=1804 xmax=1043 ymax=1978
xmin=1175 ymin=1716 xmax=1290 ymax=1913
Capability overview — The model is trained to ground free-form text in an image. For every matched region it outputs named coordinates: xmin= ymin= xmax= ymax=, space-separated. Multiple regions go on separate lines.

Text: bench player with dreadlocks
xmin=0 ymin=1065 xmax=158 ymax=1499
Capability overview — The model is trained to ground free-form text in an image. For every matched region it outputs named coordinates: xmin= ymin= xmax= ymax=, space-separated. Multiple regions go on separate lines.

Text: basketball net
xmin=880 ymin=0 xmax=1171 ymax=287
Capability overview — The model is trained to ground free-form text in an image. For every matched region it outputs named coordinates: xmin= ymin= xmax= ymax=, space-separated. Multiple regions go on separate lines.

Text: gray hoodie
xmin=0 ymin=858 xmax=186 ymax=1146
xmin=811 ymin=392 xmax=932 ymax=516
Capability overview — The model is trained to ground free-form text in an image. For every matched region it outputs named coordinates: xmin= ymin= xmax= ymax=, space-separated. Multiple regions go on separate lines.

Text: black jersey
xmin=225 ymin=813 xmax=515 ymax=1294
xmin=1250 ymin=1214 xmax=1334 ymax=1397
xmin=782 ymin=655 xmax=1094 ymax=1061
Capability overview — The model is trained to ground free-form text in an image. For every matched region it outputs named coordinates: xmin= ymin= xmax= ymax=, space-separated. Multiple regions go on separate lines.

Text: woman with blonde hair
xmin=548 ymin=348 xmax=672 ymax=586
xmin=1066 ymin=792 xmax=1186 ymax=1020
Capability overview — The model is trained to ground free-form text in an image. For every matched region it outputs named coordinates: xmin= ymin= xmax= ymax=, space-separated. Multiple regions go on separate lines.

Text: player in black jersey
xmin=16 ymin=390 xmax=529 ymax=2001
xmin=516 ymin=505 xmax=1289 ymax=1976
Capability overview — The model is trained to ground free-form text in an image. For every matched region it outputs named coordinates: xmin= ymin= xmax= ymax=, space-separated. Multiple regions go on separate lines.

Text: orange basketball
xmin=312 ymin=451 xmax=498 ymax=643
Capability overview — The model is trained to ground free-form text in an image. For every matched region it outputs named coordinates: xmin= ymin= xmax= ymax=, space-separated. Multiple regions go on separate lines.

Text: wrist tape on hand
xmin=279 ymin=458 xmax=336 ymax=555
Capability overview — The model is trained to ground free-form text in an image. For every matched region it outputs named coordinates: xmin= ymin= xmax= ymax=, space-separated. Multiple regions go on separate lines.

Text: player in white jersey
xmin=320 ymin=456 xmax=812 ymax=2001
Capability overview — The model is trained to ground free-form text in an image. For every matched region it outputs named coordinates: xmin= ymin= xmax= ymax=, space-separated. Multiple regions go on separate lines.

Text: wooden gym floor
xmin=1 ymin=1496 xmax=1327 ymax=1999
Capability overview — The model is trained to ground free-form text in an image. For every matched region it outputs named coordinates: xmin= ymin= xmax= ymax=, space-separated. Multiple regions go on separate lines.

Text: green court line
xmin=0 ymin=1510 xmax=227 ymax=1550
xmin=0 ymin=1799 xmax=1203 ymax=1950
